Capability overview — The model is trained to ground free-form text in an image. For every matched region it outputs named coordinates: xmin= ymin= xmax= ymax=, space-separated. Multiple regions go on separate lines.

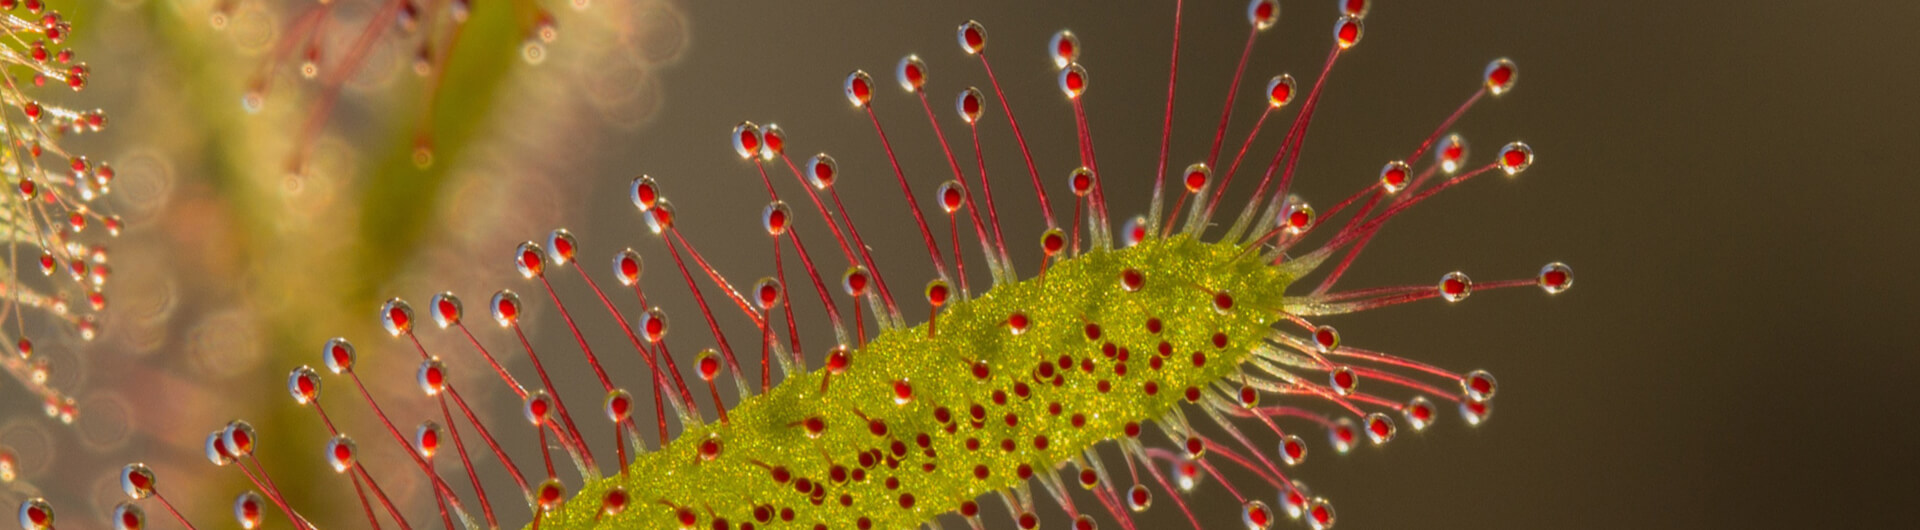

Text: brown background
xmin=529 ymin=1 xmax=1920 ymax=528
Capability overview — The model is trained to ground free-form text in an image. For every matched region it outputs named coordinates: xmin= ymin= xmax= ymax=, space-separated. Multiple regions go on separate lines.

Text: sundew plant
xmin=13 ymin=1 xmax=1578 ymax=529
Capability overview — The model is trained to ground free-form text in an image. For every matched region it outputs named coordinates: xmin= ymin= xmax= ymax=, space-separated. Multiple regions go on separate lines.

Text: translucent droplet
xmin=896 ymin=55 xmax=928 ymax=92
xmin=119 ymin=463 xmax=155 ymax=499
xmin=605 ymin=389 xmax=633 ymax=423
xmin=613 ymin=249 xmax=643 ymax=286
xmin=1328 ymin=418 xmax=1357 ymax=454
xmin=205 ymin=430 xmax=234 ymax=466
xmin=1379 ymin=160 xmax=1411 ymax=193
xmin=761 ymin=123 xmax=785 ymax=159
xmin=925 ymin=279 xmax=951 ymax=307
xmin=630 ymin=175 xmax=660 ymax=211
xmin=1049 ymin=30 xmax=1080 ymax=69
xmin=1364 ymin=412 xmax=1396 ymax=445
xmin=1334 ymin=16 xmax=1363 ymax=49
xmin=1243 ymin=500 xmax=1274 ymax=530
xmin=1267 ymin=74 xmax=1296 ymax=107
xmin=415 ymin=420 xmax=441 ymax=459
xmin=1121 ymin=215 xmax=1147 ymax=247
xmin=430 ymin=292 xmax=462 ymax=328
xmin=1248 ymin=0 xmax=1279 ymax=30
xmin=956 ymin=87 xmax=984 ymax=124
xmin=288 ymin=366 xmax=321 ymax=405
xmin=524 ymin=390 xmax=554 ymax=426
xmin=696 ymin=349 xmax=721 ymax=382
xmin=1437 ymin=134 xmax=1469 ymax=174
xmin=1461 ymin=399 xmax=1494 ymax=426
xmin=1282 ymin=198 xmax=1315 ymax=234
xmin=844 ymin=70 xmax=873 ymax=107
xmin=322 ymin=337 xmax=355 ymax=374
xmin=1173 ymin=459 xmax=1203 ymax=491
xmin=1308 ymin=497 xmax=1337 ymax=529
xmin=223 ymin=420 xmax=257 ymax=457
xmin=645 ymin=199 xmax=676 ymax=234
xmin=233 ymin=491 xmax=264 ymax=529
xmin=491 ymin=290 xmax=522 ymax=327
xmin=1126 ymin=484 xmax=1152 ymax=511
xmin=1538 ymin=262 xmax=1574 ymax=293
xmin=18 ymin=497 xmax=54 ymax=529
xmin=1485 ymin=58 xmax=1518 ymax=96
xmin=546 ymin=228 xmax=578 ymax=265
xmin=1330 ymin=365 xmax=1357 ymax=396
xmin=753 ymin=277 xmax=783 ymax=312
xmin=601 ymin=486 xmax=630 ymax=516
xmin=763 ymin=201 xmax=791 ymax=236
xmin=380 ymin=298 xmax=414 ymax=336
xmin=1068 ymin=166 xmax=1096 ymax=197
xmin=842 ymin=266 xmax=870 ymax=297
xmin=1405 ymin=396 xmax=1436 ymax=431
xmin=325 ymin=435 xmax=356 ymax=472
xmin=936 ymin=181 xmax=965 ymax=214
xmin=1313 ymin=325 xmax=1340 ymax=352
xmin=515 ymin=241 xmax=546 ymax=278
xmin=1498 ymin=141 xmax=1533 ymax=175
xmin=1278 ymin=434 xmax=1308 ymax=465
xmin=1281 ymin=482 xmax=1312 ymax=519
xmin=111 ymin=502 xmax=143 ymax=530
xmin=417 ymin=358 xmax=446 ymax=396
xmin=1183 ymin=163 xmax=1211 ymax=194
xmin=0 ymin=447 xmax=14 ymax=482
xmin=1439 ymin=271 xmax=1473 ymax=302
xmin=732 ymin=121 xmax=762 ymax=160
xmin=1041 ymin=227 xmax=1066 ymax=256
xmin=1462 ymin=369 xmax=1498 ymax=402
xmin=640 ymin=307 xmax=668 ymax=342
xmin=1059 ymin=63 xmax=1088 ymax=99
xmin=807 ymin=153 xmax=837 ymax=189
xmin=957 ymin=20 xmax=987 ymax=55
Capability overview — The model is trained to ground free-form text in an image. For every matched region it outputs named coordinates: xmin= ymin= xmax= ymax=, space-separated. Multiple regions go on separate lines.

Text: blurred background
xmin=1 ymin=0 xmax=1915 ymax=528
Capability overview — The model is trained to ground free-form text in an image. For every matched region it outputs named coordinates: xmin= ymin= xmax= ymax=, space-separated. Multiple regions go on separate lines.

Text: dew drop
xmin=957 ymin=21 xmax=987 ymax=55
xmin=1049 ymin=30 xmax=1080 ymax=69
xmin=492 ymin=290 xmax=523 ymax=327
xmin=1248 ymin=0 xmax=1280 ymax=29
xmin=1068 ymin=166 xmax=1096 ymax=197
xmin=1119 ymin=268 xmax=1144 ymax=292
xmin=430 ymin=292 xmax=462 ymax=328
xmin=322 ymin=337 xmax=355 ymax=374
xmin=1183 ymin=163 xmax=1211 ymax=194
xmin=1460 ymin=400 xmax=1494 ymax=426
xmin=1127 ymin=484 xmax=1152 ymax=511
xmin=1437 ymin=134 xmax=1469 ymax=174
xmin=1538 ymin=262 xmax=1574 ymax=293
xmin=1121 ymin=215 xmax=1147 ymax=247
xmin=1173 ymin=459 xmax=1203 ymax=491
xmin=956 ymin=87 xmax=984 ymax=124
xmin=205 ymin=431 xmax=234 ymax=466
xmin=0 ymin=447 xmax=14 ymax=482
xmin=806 ymin=153 xmax=837 ymax=189
xmin=233 ymin=491 xmax=264 ymax=529
xmin=825 ymin=346 xmax=851 ymax=375
xmin=601 ymin=486 xmax=630 ymax=516
xmin=288 ymin=366 xmax=321 ymax=405
xmin=1267 ymin=74 xmax=1297 ymax=107
xmin=1281 ymin=482 xmax=1311 ymax=519
xmin=1059 ymin=63 xmax=1088 ymax=99
xmin=1308 ymin=497 xmax=1337 ymax=529
xmin=613 ymin=249 xmax=643 ymax=286
xmin=761 ymin=123 xmax=785 ymax=159
xmin=223 ymin=420 xmax=257 ymax=457
xmin=325 ymin=435 xmax=356 ymax=473
xmin=1379 ymin=160 xmax=1411 ymax=193
xmin=1007 ymin=312 xmax=1030 ymax=335
xmin=1341 ymin=0 xmax=1371 ymax=18
xmin=925 ymin=279 xmax=951 ymax=307
xmin=1498 ymin=141 xmax=1534 ymax=175
xmin=845 ymin=70 xmax=874 ymax=108
xmin=696 ymin=349 xmax=721 ymax=382
xmin=380 ymin=298 xmax=414 ymax=336
xmin=111 ymin=502 xmax=143 ymax=530
xmin=732 ymin=121 xmax=762 ymax=160
xmin=1040 ymin=227 xmax=1066 ymax=256
xmin=1282 ymin=198 xmax=1315 ymax=234
xmin=536 ymin=478 xmax=566 ymax=512
xmin=896 ymin=55 xmax=928 ymax=92
xmin=119 ymin=463 xmax=155 ymax=499
xmin=1329 ymin=366 xmax=1357 ymax=396
xmin=1438 ymin=271 xmax=1473 ymax=302
xmin=1485 ymin=58 xmax=1518 ymax=96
